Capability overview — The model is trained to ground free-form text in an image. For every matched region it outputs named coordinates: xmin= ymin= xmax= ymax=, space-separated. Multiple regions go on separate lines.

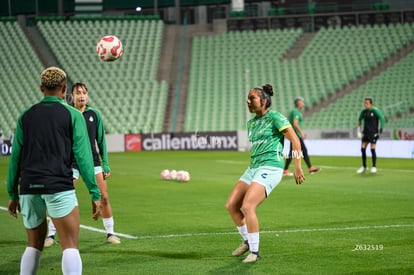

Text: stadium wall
xmin=1 ymin=129 xmax=413 ymax=158
xmin=283 ymin=139 xmax=414 ymax=159
xmin=240 ymin=129 xmax=414 ymax=159
xmin=117 ymin=129 xmax=414 ymax=158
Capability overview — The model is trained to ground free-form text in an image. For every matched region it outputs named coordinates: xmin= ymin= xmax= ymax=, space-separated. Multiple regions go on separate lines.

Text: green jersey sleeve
xmin=70 ymin=106 xmax=101 ymax=201
xmin=274 ymin=111 xmax=291 ymax=132
xmin=372 ymin=107 xmax=385 ymax=129
xmin=6 ymin=115 xmax=24 ymax=200
xmin=358 ymin=110 xmax=364 ymax=122
xmin=95 ymin=109 xmax=110 ymax=173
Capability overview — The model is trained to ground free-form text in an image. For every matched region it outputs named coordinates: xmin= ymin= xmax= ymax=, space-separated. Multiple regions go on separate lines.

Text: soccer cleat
xmin=283 ymin=170 xmax=293 ymax=177
xmin=232 ymin=240 xmax=249 ymax=256
xmin=242 ymin=252 xmax=261 ymax=263
xmin=44 ymin=236 xmax=55 ymax=247
xmin=370 ymin=167 xmax=377 ymax=173
xmin=356 ymin=166 xmax=366 ymax=174
xmin=309 ymin=167 xmax=320 ymax=174
xmin=106 ymin=234 xmax=121 ymax=244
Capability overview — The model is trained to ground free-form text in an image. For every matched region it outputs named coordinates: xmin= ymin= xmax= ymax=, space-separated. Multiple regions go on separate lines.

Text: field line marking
xmin=319 ymin=165 xmax=414 ymax=173
xmin=134 ymin=224 xmax=414 ymax=240
xmin=79 ymin=224 xmax=137 ymax=239
xmin=2 ymin=206 xmax=413 ymax=240
xmin=0 ymin=206 xmax=137 ymax=239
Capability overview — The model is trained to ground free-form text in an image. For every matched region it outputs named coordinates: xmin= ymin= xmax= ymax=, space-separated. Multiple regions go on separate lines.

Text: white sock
xmin=247 ymin=232 xmax=260 ymax=253
xmin=48 ymin=219 xmax=57 ymax=237
xmin=62 ymin=248 xmax=82 ymax=275
xmin=20 ymin=246 xmax=41 ymax=275
xmin=237 ymin=224 xmax=248 ymax=241
xmin=103 ymin=217 xmax=114 ymax=235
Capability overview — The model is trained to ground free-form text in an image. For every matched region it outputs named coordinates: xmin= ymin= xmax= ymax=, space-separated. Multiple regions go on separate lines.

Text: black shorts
xmin=362 ymin=133 xmax=378 ymax=144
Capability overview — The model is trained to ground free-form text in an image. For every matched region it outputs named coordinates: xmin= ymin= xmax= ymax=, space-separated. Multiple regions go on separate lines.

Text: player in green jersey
xmin=283 ymin=97 xmax=320 ymax=176
xmin=226 ymin=84 xmax=305 ymax=263
xmin=45 ymin=82 xmax=120 ymax=247
xmin=6 ymin=67 xmax=101 ymax=275
xmin=356 ymin=97 xmax=385 ymax=174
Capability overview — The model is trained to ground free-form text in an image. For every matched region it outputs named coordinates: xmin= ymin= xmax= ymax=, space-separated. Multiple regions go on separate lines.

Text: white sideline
xmin=134 ymin=224 xmax=414 ymax=239
xmin=1 ymin=206 xmax=413 ymax=240
xmin=0 ymin=206 xmax=137 ymax=239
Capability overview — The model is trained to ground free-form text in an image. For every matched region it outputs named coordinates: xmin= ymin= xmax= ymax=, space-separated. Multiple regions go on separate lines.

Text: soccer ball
xmin=96 ymin=35 xmax=123 ymax=62
xmin=169 ymin=170 xmax=177 ymax=180
xmin=176 ymin=170 xmax=190 ymax=182
xmin=160 ymin=169 xmax=170 ymax=180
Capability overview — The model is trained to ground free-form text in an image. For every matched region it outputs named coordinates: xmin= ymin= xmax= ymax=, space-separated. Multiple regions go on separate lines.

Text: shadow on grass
xmin=0 ymin=260 xmax=20 ymax=274
xmin=208 ymin=258 xmax=255 ymax=275
xmin=81 ymin=243 xmax=206 ymax=260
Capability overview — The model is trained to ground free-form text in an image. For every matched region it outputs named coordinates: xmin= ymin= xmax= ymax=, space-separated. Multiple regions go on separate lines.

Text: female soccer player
xmin=226 ymin=84 xmax=305 ymax=263
xmin=7 ymin=67 xmax=101 ymax=274
xmin=45 ymin=82 xmax=120 ymax=246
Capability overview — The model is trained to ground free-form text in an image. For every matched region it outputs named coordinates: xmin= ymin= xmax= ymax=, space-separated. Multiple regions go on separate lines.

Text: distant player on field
xmin=45 ymin=82 xmax=120 ymax=246
xmin=356 ymin=97 xmax=385 ymax=174
xmin=283 ymin=97 xmax=320 ymax=176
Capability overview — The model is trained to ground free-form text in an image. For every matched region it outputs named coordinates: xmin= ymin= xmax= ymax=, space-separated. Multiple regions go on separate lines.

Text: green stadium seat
xmin=36 ymin=17 xmax=166 ymax=134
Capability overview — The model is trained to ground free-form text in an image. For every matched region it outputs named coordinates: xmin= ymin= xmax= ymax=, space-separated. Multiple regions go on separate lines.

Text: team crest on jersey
xmin=89 ymin=116 xmax=94 ymax=122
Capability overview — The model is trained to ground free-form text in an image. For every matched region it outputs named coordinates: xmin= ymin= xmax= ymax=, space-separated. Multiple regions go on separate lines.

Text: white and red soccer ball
xmin=176 ymin=170 xmax=190 ymax=182
xmin=96 ymin=35 xmax=123 ymax=62
xmin=160 ymin=169 xmax=190 ymax=182
xmin=160 ymin=169 xmax=170 ymax=180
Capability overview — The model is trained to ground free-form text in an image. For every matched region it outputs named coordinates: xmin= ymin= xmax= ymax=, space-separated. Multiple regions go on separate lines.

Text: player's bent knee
xmin=225 ymin=201 xmax=234 ymax=212
xmin=241 ymin=204 xmax=255 ymax=215
xmin=225 ymin=200 xmax=240 ymax=213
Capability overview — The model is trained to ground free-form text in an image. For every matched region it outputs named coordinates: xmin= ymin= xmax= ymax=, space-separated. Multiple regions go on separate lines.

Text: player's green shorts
xmin=19 ymin=190 xmax=78 ymax=229
xmin=72 ymin=166 xmax=103 ymax=179
xmin=240 ymin=166 xmax=283 ymax=197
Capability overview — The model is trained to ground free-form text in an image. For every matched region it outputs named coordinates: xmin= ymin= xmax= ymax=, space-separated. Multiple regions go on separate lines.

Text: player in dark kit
xmin=45 ymin=82 xmax=120 ymax=246
xmin=6 ymin=67 xmax=101 ymax=275
xmin=357 ymin=97 xmax=385 ymax=174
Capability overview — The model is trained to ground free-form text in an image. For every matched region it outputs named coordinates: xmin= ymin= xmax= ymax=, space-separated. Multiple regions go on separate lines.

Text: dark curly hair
xmin=253 ymin=84 xmax=274 ymax=109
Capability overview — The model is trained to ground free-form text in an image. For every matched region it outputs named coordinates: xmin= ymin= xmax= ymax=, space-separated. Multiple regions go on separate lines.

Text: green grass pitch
xmin=1 ymin=151 xmax=413 ymax=274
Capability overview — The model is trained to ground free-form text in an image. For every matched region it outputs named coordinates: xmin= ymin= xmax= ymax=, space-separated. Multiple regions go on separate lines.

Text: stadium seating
xmin=185 ymin=28 xmax=303 ymax=131
xmin=306 ymin=50 xmax=414 ymax=129
xmin=386 ymin=113 xmax=414 ymax=128
xmin=0 ymin=20 xmax=44 ymax=137
xmin=185 ymin=23 xmax=414 ymax=132
xmin=2 ymin=18 xmax=414 ymax=135
xmin=36 ymin=17 xmax=167 ymax=134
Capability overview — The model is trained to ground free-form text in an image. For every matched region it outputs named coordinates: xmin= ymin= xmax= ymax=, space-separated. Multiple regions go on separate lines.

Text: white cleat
xmin=106 ymin=234 xmax=121 ymax=244
xmin=242 ymin=252 xmax=261 ymax=263
xmin=232 ymin=241 xmax=249 ymax=256
xmin=356 ymin=167 xmax=366 ymax=174
xmin=370 ymin=167 xmax=377 ymax=173
xmin=44 ymin=236 xmax=56 ymax=247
